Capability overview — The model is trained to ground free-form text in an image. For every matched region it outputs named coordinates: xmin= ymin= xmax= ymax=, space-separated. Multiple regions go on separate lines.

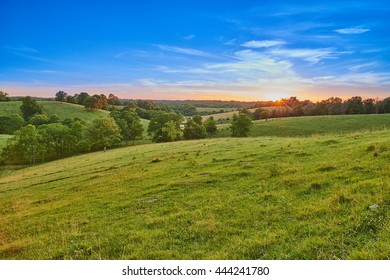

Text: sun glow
xmin=263 ymin=92 xmax=291 ymax=101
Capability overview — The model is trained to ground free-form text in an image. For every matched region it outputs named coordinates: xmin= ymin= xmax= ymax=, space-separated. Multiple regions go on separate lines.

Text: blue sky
xmin=1 ymin=0 xmax=389 ymax=101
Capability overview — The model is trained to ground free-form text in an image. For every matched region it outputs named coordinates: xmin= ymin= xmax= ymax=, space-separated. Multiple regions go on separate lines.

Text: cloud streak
xmin=155 ymin=45 xmax=214 ymax=57
xmin=335 ymin=27 xmax=370 ymax=34
xmin=241 ymin=40 xmax=286 ymax=48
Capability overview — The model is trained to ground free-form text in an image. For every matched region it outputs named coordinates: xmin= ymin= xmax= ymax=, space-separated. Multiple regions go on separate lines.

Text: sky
xmin=1 ymin=0 xmax=389 ymax=101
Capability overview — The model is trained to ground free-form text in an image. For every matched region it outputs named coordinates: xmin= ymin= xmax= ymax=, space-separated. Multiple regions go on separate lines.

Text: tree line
xmin=250 ymin=96 xmax=390 ymax=119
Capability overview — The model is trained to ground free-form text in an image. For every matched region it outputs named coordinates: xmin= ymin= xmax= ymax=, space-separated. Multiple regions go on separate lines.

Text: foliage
xmin=28 ymin=114 xmax=49 ymax=126
xmin=110 ymin=110 xmax=144 ymax=144
xmin=84 ymin=96 xmax=100 ymax=111
xmin=204 ymin=116 xmax=217 ymax=134
xmin=55 ymin=91 xmax=68 ymax=103
xmin=20 ymin=96 xmax=45 ymax=120
xmin=84 ymin=117 xmax=121 ymax=151
xmin=230 ymin=113 xmax=253 ymax=137
xmin=0 ymin=91 xmax=11 ymax=102
xmin=108 ymin=93 xmax=121 ymax=105
xmin=183 ymin=116 xmax=207 ymax=140
xmin=2 ymin=124 xmax=40 ymax=164
xmin=0 ymin=114 xmax=25 ymax=134
xmin=148 ymin=111 xmax=184 ymax=142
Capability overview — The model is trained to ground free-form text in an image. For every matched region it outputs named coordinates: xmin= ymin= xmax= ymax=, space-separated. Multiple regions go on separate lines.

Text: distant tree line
xmin=250 ymin=96 xmax=390 ymax=119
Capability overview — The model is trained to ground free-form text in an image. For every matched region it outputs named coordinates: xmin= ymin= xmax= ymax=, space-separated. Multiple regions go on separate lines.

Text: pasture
xmin=215 ymin=114 xmax=390 ymax=138
xmin=0 ymin=101 xmax=109 ymax=123
xmin=0 ymin=128 xmax=389 ymax=259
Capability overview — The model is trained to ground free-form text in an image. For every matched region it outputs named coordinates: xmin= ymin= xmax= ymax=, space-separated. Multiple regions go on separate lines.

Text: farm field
xmin=0 ymin=128 xmax=389 ymax=259
xmin=215 ymin=114 xmax=390 ymax=138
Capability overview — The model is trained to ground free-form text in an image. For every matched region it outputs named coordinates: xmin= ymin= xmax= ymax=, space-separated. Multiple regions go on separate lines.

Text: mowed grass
xmin=0 ymin=130 xmax=389 ymax=259
xmin=215 ymin=114 xmax=390 ymax=137
xmin=0 ymin=101 xmax=109 ymax=123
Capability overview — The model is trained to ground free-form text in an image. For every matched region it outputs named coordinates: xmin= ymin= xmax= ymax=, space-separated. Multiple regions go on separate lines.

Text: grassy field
xmin=0 ymin=128 xmax=389 ymax=259
xmin=0 ymin=101 xmax=109 ymax=123
xmin=215 ymin=114 xmax=390 ymax=138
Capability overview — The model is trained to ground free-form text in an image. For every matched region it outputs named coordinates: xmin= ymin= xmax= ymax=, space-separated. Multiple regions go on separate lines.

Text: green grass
xmin=0 ymin=129 xmax=389 ymax=259
xmin=196 ymin=107 xmax=236 ymax=114
xmin=215 ymin=114 xmax=390 ymax=137
xmin=0 ymin=101 xmax=109 ymax=123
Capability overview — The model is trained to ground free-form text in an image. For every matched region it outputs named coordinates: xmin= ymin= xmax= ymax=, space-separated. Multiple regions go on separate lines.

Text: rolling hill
xmin=0 ymin=101 xmax=109 ymax=123
xmin=215 ymin=114 xmax=390 ymax=138
xmin=0 ymin=129 xmax=389 ymax=259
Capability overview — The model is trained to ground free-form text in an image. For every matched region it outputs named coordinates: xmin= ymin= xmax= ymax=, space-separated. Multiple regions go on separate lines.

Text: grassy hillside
xmin=0 ymin=101 xmax=109 ymax=122
xmin=0 ymin=130 xmax=389 ymax=259
xmin=215 ymin=114 xmax=390 ymax=138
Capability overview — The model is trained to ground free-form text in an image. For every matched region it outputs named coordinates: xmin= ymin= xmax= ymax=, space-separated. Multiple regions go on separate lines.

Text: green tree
xmin=49 ymin=114 xmax=62 ymax=123
xmin=204 ymin=116 xmax=217 ymax=134
xmin=28 ymin=114 xmax=49 ymax=126
xmin=0 ymin=114 xmax=25 ymax=134
xmin=39 ymin=123 xmax=70 ymax=160
xmin=162 ymin=120 xmax=183 ymax=142
xmin=0 ymin=91 xmax=11 ymax=102
xmin=84 ymin=96 xmax=100 ymax=111
xmin=78 ymin=92 xmax=90 ymax=105
xmin=2 ymin=125 xmax=40 ymax=164
xmin=230 ymin=113 xmax=253 ymax=137
xmin=183 ymin=117 xmax=207 ymax=140
xmin=110 ymin=110 xmax=144 ymax=144
xmin=55 ymin=91 xmax=68 ymax=103
xmin=148 ymin=111 xmax=183 ymax=142
xmin=345 ymin=96 xmax=364 ymax=114
xmin=85 ymin=117 xmax=121 ymax=151
xmin=108 ymin=93 xmax=121 ymax=105
xmin=260 ymin=110 xmax=269 ymax=121
xmin=20 ymin=96 xmax=44 ymax=120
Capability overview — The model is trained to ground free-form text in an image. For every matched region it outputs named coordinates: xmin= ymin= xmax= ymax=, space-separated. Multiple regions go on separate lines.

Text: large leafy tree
xmin=148 ymin=111 xmax=183 ymax=142
xmin=110 ymin=110 xmax=144 ymax=145
xmin=183 ymin=116 xmax=207 ymax=140
xmin=85 ymin=117 xmax=121 ymax=151
xmin=204 ymin=116 xmax=217 ymax=134
xmin=55 ymin=91 xmax=68 ymax=103
xmin=39 ymin=123 xmax=70 ymax=160
xmin=0 ymin=114 xmax=25 ymax=134
xmin=19 ymin=96 xmax=45 ymax=121
xmin=230 ymin=113 xmax=253 ymax=137
xmin=0 ymin=91 xmax=10 ymax=102
xmin=2 ymin=124 xmax=40 ymax=165
xmin=84 ymin=96 xmax=100 ymax=111
xmin=78 ymin=92 xmax=90 ymax=105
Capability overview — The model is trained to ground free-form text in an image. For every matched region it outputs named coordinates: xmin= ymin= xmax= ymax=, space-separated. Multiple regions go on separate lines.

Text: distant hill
xmin=0 ymin=101 xmax=109 ymax=122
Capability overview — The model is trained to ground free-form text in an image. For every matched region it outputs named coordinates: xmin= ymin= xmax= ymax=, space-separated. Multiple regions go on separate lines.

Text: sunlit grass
xmin=0 ymin=129 xmax=389 ymax=259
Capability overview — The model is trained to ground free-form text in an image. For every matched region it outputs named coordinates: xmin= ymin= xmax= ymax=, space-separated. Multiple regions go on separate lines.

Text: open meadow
xmin=0 ymin=124 xmax=389 ymax=259
xmin=0 ymin=101 xmax=109 ymax=123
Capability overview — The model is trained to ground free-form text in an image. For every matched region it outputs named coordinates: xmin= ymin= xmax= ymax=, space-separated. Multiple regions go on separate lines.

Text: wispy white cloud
xmin=183 ymin=34 xmax=195 ymax=40
xmin=267 ymin=48 xmax=336 ymax=63
xmin=348 ymin=62 xmax=377 ymax=71
xmin=241 ymin=40 xmax=286 ymax=48
xmin=155 ymin=45 xmax=213 ymax=57
xmin=19 ymin=69 xmax=58 ymax=74
xmin=6 ymin=45 xmax=38 ymax=53
xmin=335 ymin=27 xmax=370 ymax=34
xmin=223 ymin=38 xmax=237 ymax=46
